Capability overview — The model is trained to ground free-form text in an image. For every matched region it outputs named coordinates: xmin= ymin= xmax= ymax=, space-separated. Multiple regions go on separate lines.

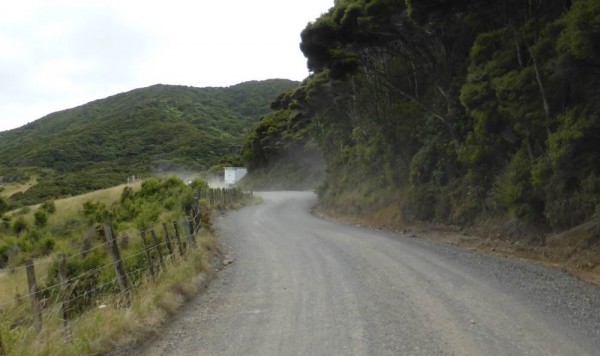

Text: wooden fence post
xmin=181 ymin=218 xmax=190 ymax=246
xmin=104 ymin=222 xmax=131 ymax=306
xmin=150 ymin=228 xmax=166 ymax=269
xmin=162 ymin=223 xmax=174 ymax=256
xmin=25 ymin=259 xmax=42 ymax=333
xmin=188 ymin=220 xmax=197 ymax=247
xmin=59 ymin=254 xmax=72 ymax=342
xmin=172 ymin=221 xmax=184 ymax=256
xmin=181 ymin=218 xmax=194 ymax=248
xmin=193 ymin=195 xmax=201 ymax=232
xmin=190 ymin=209 xmax=198 ymax=235
xmin=140 ymin=229 xmax=155 ymax=279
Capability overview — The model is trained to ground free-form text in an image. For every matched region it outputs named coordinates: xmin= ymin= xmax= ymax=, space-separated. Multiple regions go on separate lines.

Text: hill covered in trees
xmin=242 ymin=0 xmax=600 ymax=238
xmin=0 ymin=79 xmax=297 ymax=205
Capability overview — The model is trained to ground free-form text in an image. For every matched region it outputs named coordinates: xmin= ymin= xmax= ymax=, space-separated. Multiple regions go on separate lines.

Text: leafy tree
xmin=557 ymin=0 xmax=600 ymax=67
xmin=244 ymin=0 xmax=600 ymax=234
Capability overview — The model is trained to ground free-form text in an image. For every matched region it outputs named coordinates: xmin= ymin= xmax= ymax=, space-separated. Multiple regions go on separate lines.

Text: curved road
xmin=143 ymin=191 xmax=600 ymax=355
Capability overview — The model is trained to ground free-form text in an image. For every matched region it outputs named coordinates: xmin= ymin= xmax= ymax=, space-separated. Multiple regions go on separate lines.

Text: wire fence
xmin=0 ymin=187 xmax=253 ymax=355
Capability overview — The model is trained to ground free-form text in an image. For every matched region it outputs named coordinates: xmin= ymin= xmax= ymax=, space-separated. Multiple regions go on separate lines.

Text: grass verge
xmin=0 ymin=230 xmax=217 ymax=355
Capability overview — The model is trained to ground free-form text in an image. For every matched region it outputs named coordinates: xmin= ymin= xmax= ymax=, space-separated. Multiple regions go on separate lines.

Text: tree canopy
xmin=244 ymin=0 xmax=600 ymax=235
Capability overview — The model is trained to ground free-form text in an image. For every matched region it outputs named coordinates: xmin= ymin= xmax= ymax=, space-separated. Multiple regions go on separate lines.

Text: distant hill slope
xmin=0 ymin=79 xmax=297 ymax=204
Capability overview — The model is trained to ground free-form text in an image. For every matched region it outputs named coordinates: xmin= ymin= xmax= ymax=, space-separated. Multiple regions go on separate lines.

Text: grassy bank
xmin=1 ymin=231 xmax=216 ymax=355
xmin=0 ymin=177 xmax=251 ymax=355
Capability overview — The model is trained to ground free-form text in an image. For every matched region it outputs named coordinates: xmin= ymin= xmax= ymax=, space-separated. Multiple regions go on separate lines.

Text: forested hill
xmin=242 ymin=0 xmax=600 ymax=237
xmin=0 ymin=79 xmax=297 ymax=204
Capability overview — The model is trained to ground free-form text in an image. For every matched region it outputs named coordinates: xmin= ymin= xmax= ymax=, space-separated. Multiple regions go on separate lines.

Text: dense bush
xmin=33 ymin=210 xmax=48 ymax=227
xmin=0 ymin=196 xmax=10 ymax=214
xmin=244 ymin=0 xmax=600 ymax=236
xmin=0 ymin=80 xmax=297 ymax=206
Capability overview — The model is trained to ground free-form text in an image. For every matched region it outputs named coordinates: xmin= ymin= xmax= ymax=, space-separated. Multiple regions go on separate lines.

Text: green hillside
xmin=0 ymin=79 xmax=297 ymax=205
xmin=243 ymin=0 xmax=600 ymax=239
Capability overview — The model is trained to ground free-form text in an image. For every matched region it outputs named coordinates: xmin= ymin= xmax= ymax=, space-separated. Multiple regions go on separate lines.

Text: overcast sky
xmin=0 ymin=0 xmax=333 ymax=132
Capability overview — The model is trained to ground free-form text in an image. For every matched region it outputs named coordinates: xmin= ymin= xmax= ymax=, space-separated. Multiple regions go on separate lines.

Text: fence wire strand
xmin=66 ymin=242 xmax=110 ymax=260
xmin=0 ymin=191 xmax=246 ymax=350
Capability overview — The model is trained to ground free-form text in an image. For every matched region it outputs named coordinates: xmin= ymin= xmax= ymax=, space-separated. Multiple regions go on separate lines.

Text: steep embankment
xmin=240 ymin=87 xmax=326 ymax=190
xmin=242 ymin=1 xmax=600 ymax=247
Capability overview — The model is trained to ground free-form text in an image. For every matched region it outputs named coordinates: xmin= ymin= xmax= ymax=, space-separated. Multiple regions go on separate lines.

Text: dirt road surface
xmin=141 ymin=191 xmax=600 ymax=355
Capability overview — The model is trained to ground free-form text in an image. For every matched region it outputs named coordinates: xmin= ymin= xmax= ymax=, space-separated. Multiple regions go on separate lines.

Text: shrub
xmin=47 ymin=250 xmax=107 ymax=315
xmin=120 ymin=186 xmax=134 ymax=203
xmin=41 ymin=200 xmax=56 ymax=214
xmin=34 ymin=210 xmax=48 ymax=227
xmin=139 ymin=177 xmax=162 ymax=198
xmin=29 ymin=235 xmax=55 ymax=258
xmin=12 ymin=216 xmax=28 ymax=235
xmin=82 ymin=200 xmax=110 ymax=224
xmin=0 ymin=196 xmax=9 ymax=214
xmin=134 ymin=201 xmax=163 ymax=229
xmin=189 ymin=178 xmax=208 ymax=191
xmin=179 ymin=189 xmax=195 ymax=212
xmin=0 ymin=242 xmax=10 ymax=268
xmin=15 ymin=206 xmax=31 ymax=216
xmin=1 ymin=214 xmax=11 ymax=230
xmin=38 ymin=237 xmax=56 ymax=255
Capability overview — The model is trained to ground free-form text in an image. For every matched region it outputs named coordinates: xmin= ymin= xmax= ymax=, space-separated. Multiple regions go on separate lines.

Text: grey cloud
xmin=0 ymin=5 xmax=154 ymax=126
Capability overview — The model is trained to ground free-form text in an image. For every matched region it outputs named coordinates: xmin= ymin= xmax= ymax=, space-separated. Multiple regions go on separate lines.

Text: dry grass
xmin=0 ymin=257 xmax=53 ymax=309
xmin=0 ymin=176 xmax=38 ymax=198
xmin=1 ymin=231 xmax=216 ymax=355
xmin=5 ymin=182 xmax=142 ymax=226
xmin=51 ymin=183 xmax=142 ymax=224
xmin=0 ymin=182 xmax=237 ymax=354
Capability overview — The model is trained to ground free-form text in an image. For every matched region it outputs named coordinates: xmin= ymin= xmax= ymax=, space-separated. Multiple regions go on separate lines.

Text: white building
xmin=224 ymin=167 xmax=247 ymax=185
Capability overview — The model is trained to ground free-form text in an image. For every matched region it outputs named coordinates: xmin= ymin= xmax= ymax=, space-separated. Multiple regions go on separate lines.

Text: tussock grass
xmin=1 ymin=231 xmax=215 ymax=355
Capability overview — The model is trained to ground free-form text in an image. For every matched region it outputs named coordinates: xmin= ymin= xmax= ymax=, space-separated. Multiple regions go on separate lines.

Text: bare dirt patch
xmin=315 ymin=205 xmax=600 ymax=287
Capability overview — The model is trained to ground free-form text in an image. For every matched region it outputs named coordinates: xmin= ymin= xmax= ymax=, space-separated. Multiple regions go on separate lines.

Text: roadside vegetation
xmin=243 ymin=0 xmax=600 ymax=246
xmin=0 ymin=176 xmax=248 ymax=354
xmin=0 ymin=79 xmax=297 ymax=206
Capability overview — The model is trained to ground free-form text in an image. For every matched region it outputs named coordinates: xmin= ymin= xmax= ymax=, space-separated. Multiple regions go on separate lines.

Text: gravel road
xmin=141 ymin=191 xmax=600 ymax=355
